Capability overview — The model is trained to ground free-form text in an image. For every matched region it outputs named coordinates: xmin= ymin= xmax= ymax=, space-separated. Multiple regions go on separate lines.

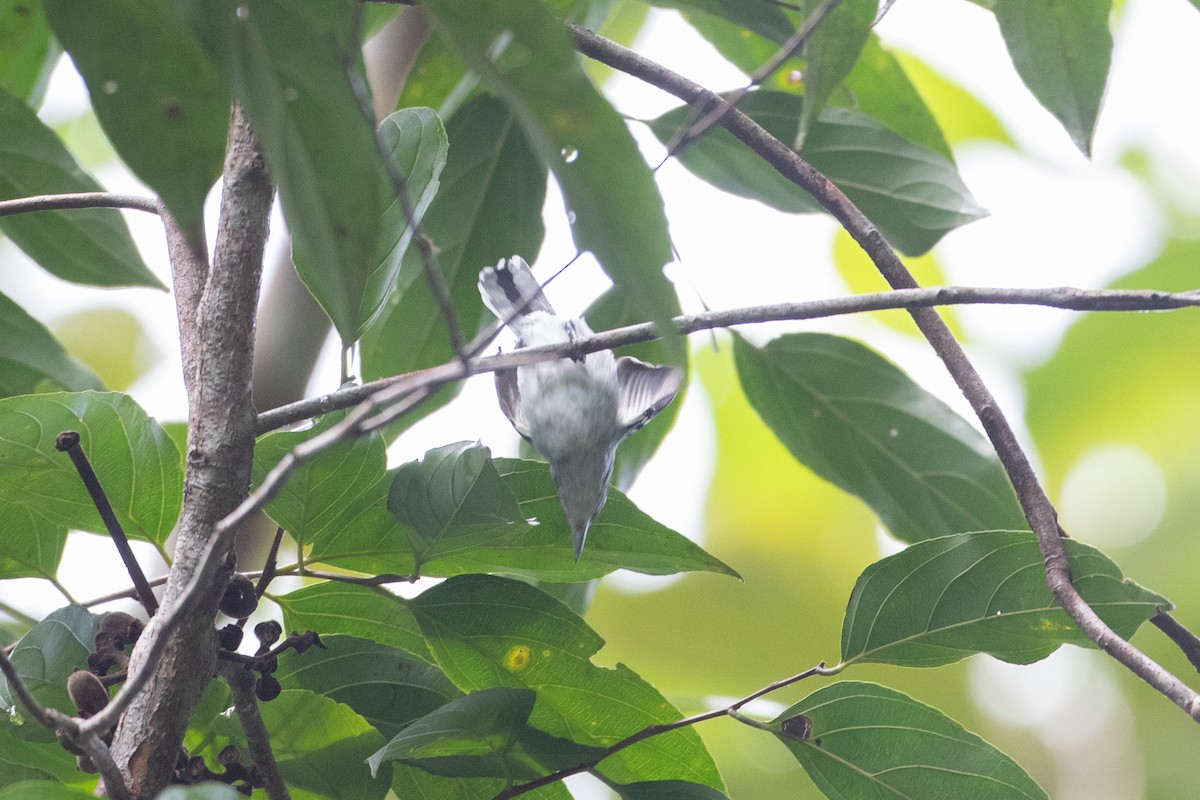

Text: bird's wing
xmin=494 ymin=369 xmax=532 ymax=441
xmin=615 ymin=357 xmax=684 ymax=431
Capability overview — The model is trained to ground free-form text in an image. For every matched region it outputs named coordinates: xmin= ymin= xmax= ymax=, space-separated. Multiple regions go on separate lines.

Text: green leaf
xmin=0 ymin=782 xmax=98 ymax=800
xmin=0 ymin=0 xmax=59 ymax=105
xmin=583 ymin=286 xmax=687 ymax=492
xmin=308 ymin=458 xmax=736 ymax=582
xmin=616 ymin=782 xmax=730 ymax=800
xmin=394 ymin=29 xmax=470 ymax=114
xmin=369 ymin=687 xmax=561 ymax=779
xmin=994 ymin=0 xmax=1112 ymax=156
xmin=0 ymin=391 xmax=182 ymax=546
xmin=360 ymin=95 xmax=546 ymax=435
xmin=423 ymin=0 xmax=681 ymax=335
xmin=275 ymin=583 xmax=428 ymax=659
xmin=795 ymin=0 xmax=875 ymax=148
xmin=841 ymin=35 xmax=953 ymax=162
xmin=0 ymin=88 xmax=161 ymax=288
xmin=358 ymin=107 xmax=448 ymax=338
xmin=774 ymin=681 xmax=1048 ymax=800
xmin=647 ymin=93 xmax=986 ymax=255
xmin=0 ymin=723 xmax=84 ymax=786
xmin=43 ymin=0 xmax=229 ymax=235
xmin=389 ymin=442 xmax=526 ymax=565
xmin=0 ymin=605 xmax=97 ymax=736
xmin=0 ymin=503 xmax=66 ymax=581
xmin=261 ymin=690 xmax=390 ymax=800
xmin=276 ymin=634 xmax=460 ymax=740
xmin=207 ymin=0 xmax=394 ymax=344
xmin=841 ymin=530 xmax=1168 ymax=667
xmin=0 ymin=291 xmax=102 ymax=398
xmin=733 ymin=333 xmax=1027 ymax=542
xmin=411 ymin=574 xmax=725 ymax=790
xmin=252 ymin=411 xmax=387 ymax=550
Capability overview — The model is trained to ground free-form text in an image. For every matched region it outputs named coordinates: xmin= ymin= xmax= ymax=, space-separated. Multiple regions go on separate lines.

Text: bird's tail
xmin=478 ymin=256 xmax=555 ymax=326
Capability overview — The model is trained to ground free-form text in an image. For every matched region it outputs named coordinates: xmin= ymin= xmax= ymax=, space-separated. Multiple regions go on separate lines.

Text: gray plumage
xmin=478 ymin=256 xmax=683 ymax=559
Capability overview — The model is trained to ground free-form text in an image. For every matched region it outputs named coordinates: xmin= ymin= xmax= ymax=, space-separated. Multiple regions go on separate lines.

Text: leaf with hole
xmin=734 ymin=332 xmax=1027 ymax=542
xmin=840 ymin=530 xmax=1169 ymax=667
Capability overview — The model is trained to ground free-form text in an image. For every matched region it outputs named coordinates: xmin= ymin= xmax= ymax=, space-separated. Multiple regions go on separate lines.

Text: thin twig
xmin=55 ymin=431 xmax=159 ymax=616
xmin=568 ymin=24 xmax=1200 ymax=721
xmin=223 ymin=665 xmax=290 ymax=800
xmin=491 ymin=663 xmax=832 ymax=799
xmin=255 ymin=283 xmax=1200 ymax=435
xmin=663 ymin=0 xmax=844 ymax=158
xmin=0 ymin=192 xmax=159 ymax=218
xmin=345 ymin=7 xmax=466 ymax=359
xmin=294 ymin=567 xmax=417 ymax=587
xmin=1151 ymin=611 xmax=1200 ymax=674
xmin=255 ymin=528 xmax=286 ymax=600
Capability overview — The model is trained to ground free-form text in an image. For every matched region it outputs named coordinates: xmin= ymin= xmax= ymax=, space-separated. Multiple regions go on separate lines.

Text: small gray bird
xmin=478 ymin=256 xmax=683 ymax=559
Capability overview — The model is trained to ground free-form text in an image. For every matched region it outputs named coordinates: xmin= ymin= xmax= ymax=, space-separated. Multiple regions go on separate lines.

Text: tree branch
xmin=663 ymin=0 xmax=844 ymax=157
xmin=105 ymin=104 xmax=274 ymax=797
xmin=0 ymin=192 xmax=159 ymax=218
xmin=223 ymin=664 xmax=290 ymax=800
xmin=569 ymin=24 xmax=1200 ymax=721
xmin=255 ymin=283 xmax=1200 ymax=434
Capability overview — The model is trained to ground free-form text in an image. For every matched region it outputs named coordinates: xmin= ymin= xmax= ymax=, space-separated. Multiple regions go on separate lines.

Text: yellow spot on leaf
xmin=503 ymin=645 xmax=532 ymax=672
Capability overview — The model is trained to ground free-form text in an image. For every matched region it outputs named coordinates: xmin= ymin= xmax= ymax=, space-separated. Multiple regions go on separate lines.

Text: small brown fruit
xmin=220 ymin=574 xmax=259 ymax=619
xmin=255 ymin=674 xmax=281 ymax=702
xmin=67 ymin=670 xmax=109 ymax=717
